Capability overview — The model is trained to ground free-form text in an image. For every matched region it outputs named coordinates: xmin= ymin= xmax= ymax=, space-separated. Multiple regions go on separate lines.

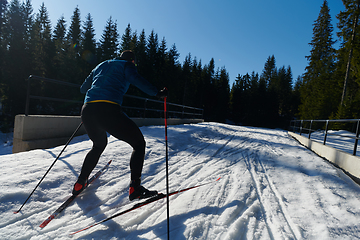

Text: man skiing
xmin=74 ymin=50 xmax=167 ymax=201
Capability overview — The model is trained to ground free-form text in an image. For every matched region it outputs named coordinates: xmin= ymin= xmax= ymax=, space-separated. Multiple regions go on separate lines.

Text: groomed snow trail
xmin=0 ymin=122 xmax=360 ymax=239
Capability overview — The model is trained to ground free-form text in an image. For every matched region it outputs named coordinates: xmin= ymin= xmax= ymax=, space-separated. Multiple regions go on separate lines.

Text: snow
xmin=0 ymin=122 xmax=360 ymax=239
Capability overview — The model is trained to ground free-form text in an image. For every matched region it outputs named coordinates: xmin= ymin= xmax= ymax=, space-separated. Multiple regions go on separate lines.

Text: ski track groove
xmin=243 ymin=139 xmax=300 ymax=240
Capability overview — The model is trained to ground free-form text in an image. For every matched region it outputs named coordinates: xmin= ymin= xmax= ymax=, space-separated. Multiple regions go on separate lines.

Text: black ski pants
xmin=79 ymin=102 xmax=145 ymax=182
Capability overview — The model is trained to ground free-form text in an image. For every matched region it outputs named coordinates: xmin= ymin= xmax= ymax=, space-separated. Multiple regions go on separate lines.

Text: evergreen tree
xmin=99 ymin=16 xmax=119 ymax=61
xmin=230 ymin=74 xmax=244 ymax=123
xmin=261 ymin=55 xmax=276 ymax=87
xmin=53 ymin=15 xmax=67 ymax=80
xmin=120 ymin=23 xmax=132 ymax=52
xmin=134 ymin=29 xmax=147 ymax=71
xmin=30 ymin=3 xmax=57 ymax=114
xmin=290 ymin=76 xmax=302 ymax=117
xmin=0 ymin=0 xmax=7 ymax=118
xmin=181 ymin=53 xmax=192 ymax=106
xmin=190 ymin=57 xmax=203 ymax=108
xmin=146 ymin=30 xmax=159 ymax=84
xmin=213 ymin=67 xmax=230 ymax=122
xmin=34 ymin=3 xmax=53 ymax=76
xmin=300 ymin=0 xmax=337 ymax=119
xmin=0 ymin=0 xmax=6 ymax=37
xmin=2 ymin=0 xmax=32 ymax=118
xmin=336 ymin=0 xmax=360 ymax=119
xmin=275 ymin=65 xmax=293 ymax=117
xmin=129 ymin=30 xmax=138 ymax=51
xmin=81 ymin=13 xmax=97 ymax=76
xmin=201 ymin=58 xmax=216 ymax=120
xmin=156 ymin=37 xmax=168 ymax=89
xmin=22 ymin=0 xmax=32 ymax=50
xmin=166 ymin=43 xmax=181 ymax=103
xmin=65 ymin=6 xmax=82 ymax=83
xmin=67 ymin=6 xmax=81 ymax=50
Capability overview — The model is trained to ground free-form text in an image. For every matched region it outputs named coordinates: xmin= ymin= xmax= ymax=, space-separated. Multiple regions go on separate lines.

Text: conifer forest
xmin=1 ymin=0 xmax=360 ymax=132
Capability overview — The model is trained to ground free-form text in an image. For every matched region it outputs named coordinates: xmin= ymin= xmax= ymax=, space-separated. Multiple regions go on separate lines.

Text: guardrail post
xmin=308 ymin=120 xmax=313 ymax=139
xmin=299 ymin=120 xmax=303 ymax=135
xmin=143 ymin=99 xmax=148 ymax=118
xmin=25 ymin=75 xmax=32 ymax=116
xmin=353 ymin=120 xmax=360 ymax=155
xmin=323 ymin=120 xmax=329 ymax=145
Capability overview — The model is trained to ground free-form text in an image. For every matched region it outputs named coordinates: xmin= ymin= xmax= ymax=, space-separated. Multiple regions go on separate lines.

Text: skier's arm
xmin=124 ymin=62 xmax=158 ymax=96
xmin=80 ymin=71 xmax=94 ymax=94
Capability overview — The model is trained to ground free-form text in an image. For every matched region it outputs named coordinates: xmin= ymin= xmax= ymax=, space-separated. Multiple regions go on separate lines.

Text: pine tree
xmin=120 ymin=23 xmax=132 ymax=52
xmin=275 ymin=65 xmax=293 ymax=117
xmin=0 ymin=0 xmax=7 ymax=122
xmin=166 ymin=43 xmax=181 ymax=103
xmin=22 ymin=0 xmax=32 ymax=51
xmin=146 ymin=30 xmax=159 ymax=84
xmin=81 ymin=13 xmax=97 ymax=75
xmin=190 ymin=57 xmax=203 ymax=108
xmin=36 ymin=3 xmax=53 ymax=76
xmin=30 ymin=3 xmax=58 ymax=114
xmin=214 ymin=67 xmax=230 ymax=122
xmin=336 ymin=0 xmax=360 ymax=118
xmin=65 ymin=6 xmax=82 ymax=83
xmin=200 ymin=58 xmax=218 ymax=120
xmin=53 ymin=15 xmax=67 ymax=80
xmin=99 ymin=16 xmax=119 ymax=61
xmin=0 ymin=0 xmax=6 ymax=37
xmin=261 ymin=55 xmax=276 ymax=87
xmin=181 ymin=53 xmax=192 ymax=106
xmin=157 ymin=37 xmax=168 ymax=88
xmin=134 ymin=29 xmax=147 ymax=72
xmin=67 ymin=6 xmax=81 ymax=50
xmin=300 ymin=0 xmax=337 ymax=119
xmin=2 ymin=0 xmax=32 ymax=118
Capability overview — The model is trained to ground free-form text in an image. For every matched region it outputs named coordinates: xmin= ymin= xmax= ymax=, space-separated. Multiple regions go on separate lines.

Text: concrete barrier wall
xmin=288 ymin=131 xmax=360 ymax=179
xmin=13 ymin=115 xmax=204 ymax=153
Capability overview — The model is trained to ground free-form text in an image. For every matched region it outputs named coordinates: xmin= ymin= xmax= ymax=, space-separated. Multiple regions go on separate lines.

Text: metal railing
xmin=25 ymin=75 xmax=204 ymax=119
xmin=289 ymin=119 xmax=360 ymax=156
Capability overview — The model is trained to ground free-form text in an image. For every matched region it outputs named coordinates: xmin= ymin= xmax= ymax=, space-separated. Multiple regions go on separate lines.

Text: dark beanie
xmin=119 ymin=50 xmax=136 ymax=63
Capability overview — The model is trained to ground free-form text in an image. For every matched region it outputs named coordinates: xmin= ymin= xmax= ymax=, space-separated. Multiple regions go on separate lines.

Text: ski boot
xmin=72 ymin=178 xmax=88 ymax=195
xmin=129 ymin=179 xmax=158 ymax=201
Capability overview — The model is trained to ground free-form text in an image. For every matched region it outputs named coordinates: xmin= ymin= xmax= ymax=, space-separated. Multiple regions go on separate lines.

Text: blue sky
xmin=29 ymin=0 xmax=345 ymax=87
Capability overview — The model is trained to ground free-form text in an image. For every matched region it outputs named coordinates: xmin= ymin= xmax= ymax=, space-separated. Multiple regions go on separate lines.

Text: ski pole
xmin=14 ymin=121 xmax=83 ymax=213
xmin=164 ymin=96 xmax=170 ymax=240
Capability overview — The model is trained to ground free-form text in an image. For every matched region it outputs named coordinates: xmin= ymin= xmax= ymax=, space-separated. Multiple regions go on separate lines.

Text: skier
xmin=73 ymin=50 xmax=167 ymax=201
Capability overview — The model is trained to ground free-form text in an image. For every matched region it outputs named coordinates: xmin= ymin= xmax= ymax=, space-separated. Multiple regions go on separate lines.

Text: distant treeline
xmin=0 ymin=0 xmax=359 ymax=132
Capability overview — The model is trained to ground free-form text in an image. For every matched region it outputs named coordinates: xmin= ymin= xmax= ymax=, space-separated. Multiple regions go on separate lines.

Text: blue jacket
xmin=80 ymin=59 xmax=158 ymax=105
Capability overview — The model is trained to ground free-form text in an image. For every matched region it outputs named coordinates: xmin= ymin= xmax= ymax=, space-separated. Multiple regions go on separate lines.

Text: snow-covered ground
xmin=0 ymin=130 xmax=13 ymax=156
xmin=0 ymin=122 xmax=360 ymax=239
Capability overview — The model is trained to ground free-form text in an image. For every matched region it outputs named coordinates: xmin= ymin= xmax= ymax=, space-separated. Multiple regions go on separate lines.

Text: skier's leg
xmin=78 ymin=104 xmax=108 ymax=181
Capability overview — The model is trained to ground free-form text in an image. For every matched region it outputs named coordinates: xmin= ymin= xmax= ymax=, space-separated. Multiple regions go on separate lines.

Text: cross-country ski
xmin=70 ymin=177 xmax=221 ymax=235
xmin=39 ymin=160 xmax=112 ymax=228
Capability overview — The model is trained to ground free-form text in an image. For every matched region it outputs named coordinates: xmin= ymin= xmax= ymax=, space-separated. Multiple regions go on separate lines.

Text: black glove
xmin=156 ymin=87 xmax=168 ymax=99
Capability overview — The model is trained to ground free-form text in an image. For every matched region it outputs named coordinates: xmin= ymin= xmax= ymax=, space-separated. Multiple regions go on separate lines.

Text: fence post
xmin=353 ymin=120 xmax=360 ymax=156
xmin=308 ymin=120 xmax=313 ymax=139
xmin=323 ymin=120 xmax=329 ymax=145
xmin=143 ymin=99 xmax=148 ymax=118
xmin=299 ymin=120 xmax=303 ymax=135
xmin=25 ymin=76 xmax=32 ymax=116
